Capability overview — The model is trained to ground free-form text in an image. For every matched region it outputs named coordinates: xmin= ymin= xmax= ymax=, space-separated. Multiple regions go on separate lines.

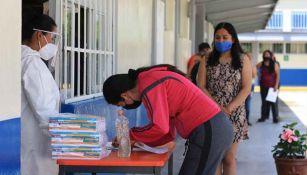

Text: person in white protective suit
xmin=21 ymin=14 xmax=60 ymax=175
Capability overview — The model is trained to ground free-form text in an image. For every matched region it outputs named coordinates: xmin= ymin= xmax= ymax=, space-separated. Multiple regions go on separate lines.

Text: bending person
xmin=103 ymin=64 xmax=233 ymax=175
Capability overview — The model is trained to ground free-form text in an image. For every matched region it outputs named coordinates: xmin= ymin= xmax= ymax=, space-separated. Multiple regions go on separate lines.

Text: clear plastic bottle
xmin=116 ymin=110 xmax=131 ymax=157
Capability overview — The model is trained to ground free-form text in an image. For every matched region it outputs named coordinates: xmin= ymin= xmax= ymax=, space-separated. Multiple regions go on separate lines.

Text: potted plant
xmin=272 ymin=122 xmax=307 ymax=175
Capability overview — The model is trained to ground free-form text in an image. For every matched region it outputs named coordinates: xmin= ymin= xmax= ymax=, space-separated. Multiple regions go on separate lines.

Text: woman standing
xmin=21 ymin=14 xmax=60 ymax=175
xmin=103 ymin=64 xmax=233 ymax=175
xmin=256 ymin=50 xmax=280 ymax=123
xmin=197 ymin=22 xmax=252 ymax=175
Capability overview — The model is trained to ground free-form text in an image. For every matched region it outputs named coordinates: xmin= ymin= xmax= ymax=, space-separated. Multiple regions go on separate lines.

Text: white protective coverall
xmin=21 ymin=45 xmax=60 ymax=175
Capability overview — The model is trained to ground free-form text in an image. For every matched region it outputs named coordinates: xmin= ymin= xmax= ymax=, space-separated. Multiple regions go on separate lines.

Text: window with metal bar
xmin=259 ymin=43 xmax=272 ymax=53
xmin=56 ymin=0 xmax=115 ymax=104
xmin=292 ymin=11 xmax=307 ymax=31
xmin=241 ymin=43 xmax=252 ymax=53
xmin=266 ymin=11 xmax=283 ymax=30
xmin=286 ymin=43 xmax=307 ymax=54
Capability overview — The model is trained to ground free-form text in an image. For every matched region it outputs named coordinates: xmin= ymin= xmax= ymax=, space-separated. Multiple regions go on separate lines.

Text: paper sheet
xmin=106 ymin=142 xmax=168 ymax=154
xmin=265 ymin=88 xmax=278 ymax=103
xmin=134 ymin=142 xmax=168 ymax=154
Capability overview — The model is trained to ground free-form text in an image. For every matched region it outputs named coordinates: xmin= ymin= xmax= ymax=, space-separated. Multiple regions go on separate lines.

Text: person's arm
xmin=129 ymin=83 xmax=176 ymax=147
xmin=22 ymin=60 xmax=59 ymax=135
xmin=256 ymin=62 xmax=262 ymax=69
xmin=274 ymin=63 xmax=280 ymax=91
xmin=197 ymin=57 xmax=214 ymax=99
xmin=252 ymin=66 xmax=257 ymax=79
xmin=187 ymin=55 xmax=196 ymax=78
xmin=225 ymin=54 xmax=252 ymax=115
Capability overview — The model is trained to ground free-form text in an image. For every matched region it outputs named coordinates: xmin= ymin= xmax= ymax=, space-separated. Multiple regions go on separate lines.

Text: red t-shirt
xmin=260 ymin=65 xmax=277 ymax=88
xmin=130 ymin=67 xmax=220 ymax=146
xmin=187 ymin=54 xmax=197 ymax=71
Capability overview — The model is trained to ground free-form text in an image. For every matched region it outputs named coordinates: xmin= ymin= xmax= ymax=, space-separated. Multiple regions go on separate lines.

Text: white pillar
xmin=283 ymin=10 xmax=291 ymax=32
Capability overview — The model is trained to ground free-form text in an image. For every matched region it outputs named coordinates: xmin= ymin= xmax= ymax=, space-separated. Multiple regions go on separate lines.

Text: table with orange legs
xmin=57 ymin=142 xmax=175 ymax=175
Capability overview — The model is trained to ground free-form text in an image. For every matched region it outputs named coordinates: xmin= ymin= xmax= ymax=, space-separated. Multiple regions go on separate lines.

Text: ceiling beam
xmin=233 ymin=19 xmax=267 ymax=28
xmin=213 ymin=12 xmax=271 ymax=25
xmin=207 ymin=7 xmax=273 ymax=22
xmin=236 ymin=23 xmax=265 ymax=33
xmin=204 ymin=0 xmax=276 ymax=14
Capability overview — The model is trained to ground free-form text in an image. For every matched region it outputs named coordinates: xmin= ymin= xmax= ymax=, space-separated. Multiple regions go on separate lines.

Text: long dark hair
xmin=103 ymin=64 xmax=185 ymax=104
xmin=22 ymin=14 xmax=57 ymax=42
xmin=207 ymin=22 xmax=244 ymax=70
xmin=262 ymin=50 xmax=275 ymax=73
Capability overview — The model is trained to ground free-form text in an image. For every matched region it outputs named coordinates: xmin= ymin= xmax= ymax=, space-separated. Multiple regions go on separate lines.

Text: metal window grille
xmin=272 ymin=43 xmax=283 ymax=54
xmin=241 ymin=43 xmax=252 ymax=53
xmin=259 ymin=43 xmax=272 ymax=53
xmin=267 ymin=11 xmax=283 ymax=29
xmin=55 ymin=0 xmax=116 ymax=104
xmin=292 ymin=11 xmax=307 ymax=30
xmin=286 ymin=43 xmax=307 ymax=54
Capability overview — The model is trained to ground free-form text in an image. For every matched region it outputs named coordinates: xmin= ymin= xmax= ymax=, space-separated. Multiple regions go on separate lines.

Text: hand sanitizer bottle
xmin=116 ymin=110 xmax=131 ymax=157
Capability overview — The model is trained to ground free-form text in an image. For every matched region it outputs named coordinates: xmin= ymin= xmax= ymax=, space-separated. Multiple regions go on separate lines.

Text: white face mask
xmin=38 ymin=35 xmax=58 ymax=61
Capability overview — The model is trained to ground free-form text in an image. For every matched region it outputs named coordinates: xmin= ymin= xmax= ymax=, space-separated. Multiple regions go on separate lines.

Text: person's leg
xmin=245 ymin=94 xmax=252 ymax=125
xmin=275 ymin=96 xmax=279 ymax=118
xmin=178 ymin=122 xmax=208 ymax=175
xmin=271 ymin=101 xmax=279 ymax=123
xmin=258 ymin=87 xmax=268 ymax=121
xmin=215 ymin=164 xmax=222 ymax=175
xmin=179 ymin=112 xmax=233 ymax=175
xmin=263 ymin=88 xmax=271 ymax=120
xmin=221 ymin=143 xmax=239 ymax=175
xmin=200 ymin=112 xmax=233 ymax=175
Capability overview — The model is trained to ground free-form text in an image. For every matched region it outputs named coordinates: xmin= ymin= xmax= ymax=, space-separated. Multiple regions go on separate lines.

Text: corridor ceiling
xmin=197 ymin=0 xmax=279 ymax=33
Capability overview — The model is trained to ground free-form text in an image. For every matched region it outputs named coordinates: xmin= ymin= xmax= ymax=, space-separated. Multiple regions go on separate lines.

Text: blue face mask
xmin=215 ymin=41 xmax=233 ymax=53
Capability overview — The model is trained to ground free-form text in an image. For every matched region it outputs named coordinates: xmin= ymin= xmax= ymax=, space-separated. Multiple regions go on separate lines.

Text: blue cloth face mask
xmin=215 ymin=41 xmax=233 ymax=53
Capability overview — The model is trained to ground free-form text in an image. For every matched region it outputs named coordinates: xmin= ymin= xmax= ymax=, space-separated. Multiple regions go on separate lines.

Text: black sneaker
xmin=247 ymin=122 xmax=252 ymax=126
xmin=273 ymin=118 xmax=279 ymax=123
xmin=257 ymin=118 xmax=265 ymax=122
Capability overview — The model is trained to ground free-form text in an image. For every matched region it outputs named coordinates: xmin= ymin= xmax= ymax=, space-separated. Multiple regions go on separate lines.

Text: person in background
xmin=103 ymin=64 xmax=233 ymax=175
xmin=256 ymin=50 xmax=280 ymax=123
xmin=272 ymin=54 xmax=280 ymax=117
xmin=21 ymin=14 xmax=60 ymax=175
xmin=197 ymin=22 xmax=252 ymax=175
xmin=190 ymin=43 xmax=212 ymax=85
xmin=245 ymin=53 xmax=257 ymax=126
xmin=187 ymin=42 xmax=211 ymax=81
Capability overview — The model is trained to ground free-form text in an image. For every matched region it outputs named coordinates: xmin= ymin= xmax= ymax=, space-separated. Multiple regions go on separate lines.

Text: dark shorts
xmin=179 ymin=112 xmax=233 ymax=175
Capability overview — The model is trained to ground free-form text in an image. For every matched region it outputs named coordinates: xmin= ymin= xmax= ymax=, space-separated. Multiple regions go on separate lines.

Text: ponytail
xmin=134 ymin=64 xmax=186 ymax=78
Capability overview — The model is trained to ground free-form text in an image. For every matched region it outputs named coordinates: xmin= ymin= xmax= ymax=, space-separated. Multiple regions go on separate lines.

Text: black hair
xmin=22 ymin=14 xmax=57 ymax=42
xmin=207 ymin=22 xmax=244 ymax=70
xmin=198 ymin=42 xmax=210 ymax=52
xmin=262 ymin=50 xmax=275 ymax=73
xmin=103 ymin=64 xmax=186 ymax=104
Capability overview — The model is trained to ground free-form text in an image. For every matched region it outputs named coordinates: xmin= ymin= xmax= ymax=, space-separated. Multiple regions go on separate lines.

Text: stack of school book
xmin=49 ymin=114 xmax=110 ymax=160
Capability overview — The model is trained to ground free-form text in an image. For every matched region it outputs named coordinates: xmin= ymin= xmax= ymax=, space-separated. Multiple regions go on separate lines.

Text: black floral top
xmin=206 ymin=57 xmax=248 ymax=142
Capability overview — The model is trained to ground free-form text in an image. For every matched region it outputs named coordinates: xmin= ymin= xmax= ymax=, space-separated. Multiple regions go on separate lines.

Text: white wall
xmin=276 ymin=0 xmax=307 ymax=10
xmin=178 ymin=0 xmax=192 ymax=72
xmin=164 ymin=0 xmax=175 ymax=65
xmin=117 ymin=0 xmax=153 ymax=73
xmin=117 ymin=0 xmax=192 ymax=73
xmin=0 ymin=1 xmax=21 ymax=120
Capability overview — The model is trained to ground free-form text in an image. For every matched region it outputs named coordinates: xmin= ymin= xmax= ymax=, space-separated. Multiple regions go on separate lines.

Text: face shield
xmin=33 ymin=28 xmax=61 ymax=67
